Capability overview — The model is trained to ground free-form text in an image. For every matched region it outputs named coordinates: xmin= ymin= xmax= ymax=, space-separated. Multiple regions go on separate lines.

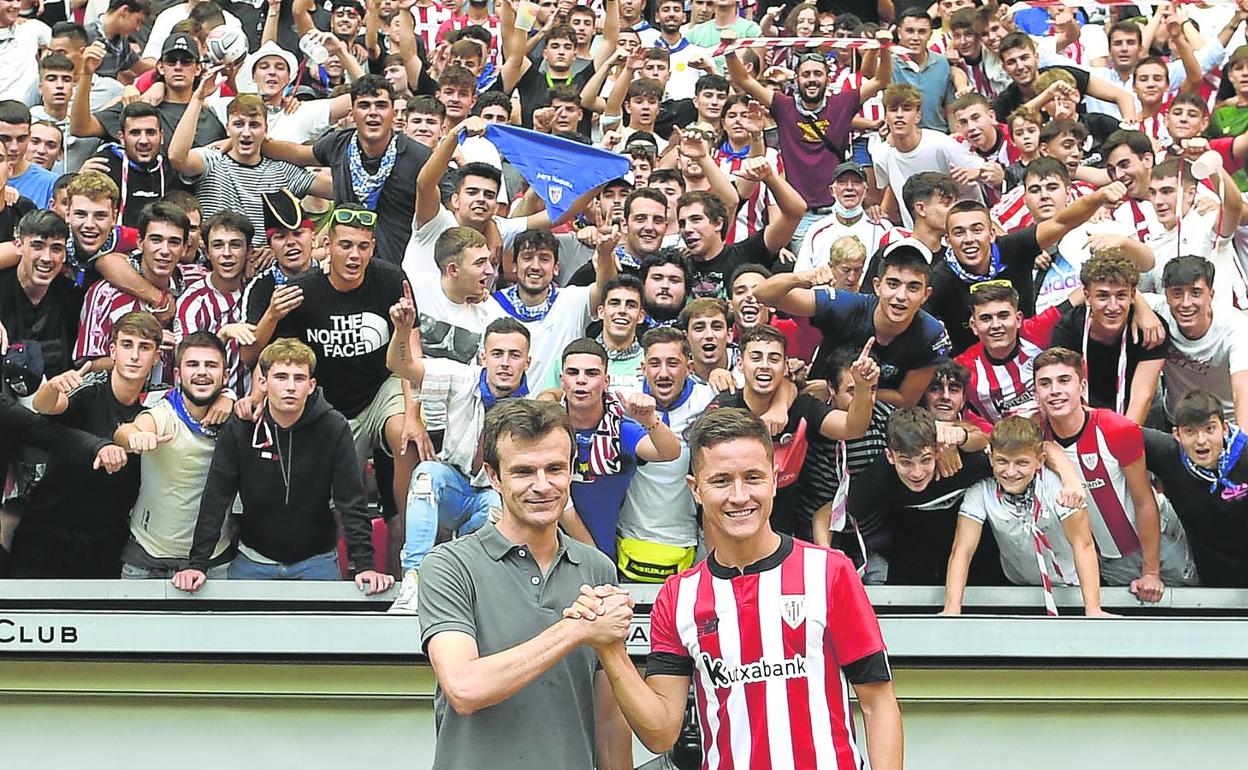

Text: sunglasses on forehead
xmin=969 ymin=279 xmax=1013 ymax=294
xmin=796 ymin=52 xmax=829 ymax=66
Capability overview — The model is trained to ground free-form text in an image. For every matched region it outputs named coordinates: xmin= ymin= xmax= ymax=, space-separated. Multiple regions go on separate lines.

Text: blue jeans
xmin=121 ymin=562 xmax=229 ymax=580
xmin=402 ymin=460 xmax=498 ymax=572
xmin=227 ymin=549 xmax=341 ymax=580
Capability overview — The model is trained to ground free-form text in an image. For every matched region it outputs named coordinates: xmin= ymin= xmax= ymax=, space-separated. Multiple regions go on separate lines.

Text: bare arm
xmin=1037 ymin=183 xmax=1124 ymax=250
xmin=262 ymin=138 xmax=319 ymax=166
xmin=941 ymin=515 xmax=984 ymax=614
xmin=593 ymin=670 xmax=634 ymax=770
xmin=855 ymin=680 xmax=904 ymax=770
xmin=759 ymin=164 xmax=805 ymax=253
xmin=416 ymin=119 xmax=470 ymax=228
xmin=1060 ymin=509 xmax=1106 ymax=615
xmin=1232 ymin=370 xmax=1248 ymax=430
xmin=1216 ymin=168 xmax=1244 ymax=238
xmin=880 ymin=365 xmax=936 ymax=408
xmin=97 ymin=252 xmax=164 ymax=307
xmin=1123 ymin=456 xmax=1164 ymax=599
xmin=1084 ymin=75 xmax=1137 ymax=121
xmin=70 ymin=49 xmax=107 ymax=139
xmin=499 ymin=0 xmax=533 ymax=93
xmin=292 ymin=0 xmax=316 ymax=37
xmin=725 ymin=50 xmax=775 ymax=108
xmin=593 ymin=0 xmax=620 ymax=72
xmin=595 ymin=642 xmax=692 ymax=754
xmin=261 ymin=0 xmax=281 ymax=45
xmin=579 ymin=56 xmax=618 ymax=113
xmin=754 ymin=269 xmax=821 ymax=317
xmin=1125 ymin=359 xmax=1163 ymax=425
xmin=167 ymin=90 xmax=208 ymax=176
xmin=860 ymin=33 xmax=894 ymax=102
xmin=559 ymin=505 xmax=597 ymax=547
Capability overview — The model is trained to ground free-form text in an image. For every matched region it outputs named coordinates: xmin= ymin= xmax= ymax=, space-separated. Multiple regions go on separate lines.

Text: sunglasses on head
xmin=969 ymin=279 xmax=1013 ymax=294
xmin=332 ymin=208 xmax=377 ymax=228
xmin=796 ymin=52 xmax=828 ymax=66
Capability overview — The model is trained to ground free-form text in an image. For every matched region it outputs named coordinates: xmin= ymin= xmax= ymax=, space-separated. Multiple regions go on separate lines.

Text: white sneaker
xmin=387 ymin=570 xmax=420 ymax=614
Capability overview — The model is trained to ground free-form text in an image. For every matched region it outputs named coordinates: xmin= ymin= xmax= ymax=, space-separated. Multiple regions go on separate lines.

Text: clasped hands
xmin=563 ymin=583 xmax=636 ymax=649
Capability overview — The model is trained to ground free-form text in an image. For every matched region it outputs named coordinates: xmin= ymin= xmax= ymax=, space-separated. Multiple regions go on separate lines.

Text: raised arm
xmin=860 ymin=29 xmax=894 ymax=102
xmin=262 ymin=0 xmax=281 ymax=45
xmin=1085 ymin=74 xmax=1137 ymax=122
xmin=168 ymin=72 xmax=219 ymax=177
xmin=1037 ymin=181 xmax=1127 ymax=249
xmin=417 ymin=116 xmax=479 ymax=229
xmin=499 ymin=0 xmax=533 ymax=93
xmin=754 ymin=159 xmax=805 ymax=253
xmin=262 ymin=138 xmax=319 ymax=167
xmin=624 ymin=393 xmax=681 ymax=463
xmin=678 ymin=129 xmax=740 ymax=216
xmin=292 ymin=0 xmax=316 ymax=37
xmin=754 ymin=265 xmax=830 ymax=317
xmin=386 ymin=282 xmax=427 ymax=386
xmin=70 ymin=43 xmax=109 ymax=139
xmin=725 ymin=48 xmax=775 ymax=108
xmin=592 ymin=0 xmax=620 ymax=72
xmin=818 ymin=339 xmax=878 ymax=439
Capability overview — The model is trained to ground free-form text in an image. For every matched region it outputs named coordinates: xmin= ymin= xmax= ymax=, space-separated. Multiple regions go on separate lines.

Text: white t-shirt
xmin=402 ymin=205 xmax=528 ymax=279
xmin=1035 ymin=219 xmax=1131 ymax=314
xmin=870 ymin=129 xmax=984 ymax=228
xmin=1147 ymin=295 xmax=1248 ymax=422
xmin=409 ymin=277 xmax=505 ymax=431
xmin=793 ymin=212 xmax=894 ymax=272
xmin=488 ymin=284 xmax=593 ymax=390
xmin=664 ymin=43 xmax=710 ymax=101
xmin=0 ymin=20 xmax=51 ymax=103
xmin=618 ymin=380 xmax=716 ymax=547
xmin=1143 ymin=209 xmax=1248 ymax=309
xmin=142 ymin=4 xmax=244 ymax=62
xmin=960 ymin=471 xmax=1079 ymax=588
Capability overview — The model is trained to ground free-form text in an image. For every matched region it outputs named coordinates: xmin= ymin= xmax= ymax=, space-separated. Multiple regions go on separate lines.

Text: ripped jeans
xmin=401 ymin=460 xmax=499 ymax=573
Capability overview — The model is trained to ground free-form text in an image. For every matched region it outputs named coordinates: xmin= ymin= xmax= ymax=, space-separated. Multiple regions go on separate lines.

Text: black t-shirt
xmin=22 ymin=372 xmax=143 ymax=542
xmin=655 ymin=98 xmax=697 ymax=141
xmin=513 ymin=62 xmax=597 ymax=135
xmin=274 ymin=261 xmax=406 ymax=419
xmin=808 ymin=290 xmax=951 ymax=390
xmin=1143 ymin=428 xmax=1248 ymax=587
xmin=1050 ymin=305 xmax=1170 ymax=412
xmin=90 ymin=145 xmax=188 ymax=228
xmin=96 ymin=99 xmax=226 ymax=152
xmin=994 ymin=65 xmax=1092 ymax=120
xmin=847 ymin=450 xmax=1005 ymax=585
xmin=0 ymin=267 xmax=82 ymax=377
xmin=313 ymin=129 xmax=431 ymax=267
xmin=710 ymin=390 xmax=835 ymax=539
xmin=929 ymin=226 xmax=1043 ymax=353
xmin=691 ymin=232 xmax=776 ymax=301
xmin=0 ymin=197 xmax=36 ymax=244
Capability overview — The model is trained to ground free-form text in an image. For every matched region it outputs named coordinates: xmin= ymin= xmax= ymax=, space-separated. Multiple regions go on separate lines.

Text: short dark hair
xmin=624 ymin=187 xmax=667 ymax=219
xmin=898 ymin=7 xmax=933 ymax=27
xmin=0 ymin=100 xmax=32 ymax=127
xmin=1038 ymin=118 xmax=1088 ymax=145
xmin=641 ymin=247 xmax=690 ymax=288
xmin=107 ymin=0 xmax=151 ymax=13
xmin=1167 ymin=92 xmax=1209 ymax=117
xmin=1162 ymin=255 xmax=1216 ymax=290
xmin=202 ymin=210 xmax=254 ymax=250
xmin=947 ymin=199 xmax=992 ymax=224
xmin=472 ymin=90 xmax=511 ymax=115
xmin=456 ymin=161 xmax=502 ymax=192
xmin=1101 ymin=129 xmax=1153 ymax=161
xmin=18 ymin=210 xmax=69 ymax=241
xmin=688 ymin=407 xmax=773 ymax=473
xmin=350 ymin=74 xmax=395 ymax=102
xmin=694 ymin=74 xmax=729 ymax=95
xmin=438 ymin=65 xmax=476 ymax=92
xmin=641 ymin=325 xmax=691 ymax=358
xmin=824 ymin=347 xmax=862 ymax=393
xmin=138 ymin=201 xmax=190 ymax=240
xmin=547 ymin=83 xmax=582 ymax=106
xmin=901 ymin=172 xmax=957 ymax=218
xmin=730 ymin=262 xmax=771 ymax=290
xmin=998 ymin=31 xmax=1036 ymax=56
xmin=1108 ymin=20 xmax=1143 ymax=45
xmin=39 ymin=52 xmax=74 ymax=75
xmin=602 ymin=273 xmax=644 ymax=304
xmin=483 ymin=316 xmax=531 ymax=348
xmin=1173 ymin=389 xmax=1225 ymax=429
xmin=482 ymin=399 xmax=575 ymax=473
xmin=120 ymin=101 xmax=163 ymax=132
xmin=886 ymin=406 xmax=938 ymax=454
xmin=1032 ymin=347 xmax=1084 ymax=381
xmin=1022 ymin=156 xmax=1070 ymax=187
xmin=512 ymin=229 xmax=559 ymax=260
xmin=546 ymin=23 xmax=577 ymax=47
xmin=648 ymin=167 xmax=685 ymax=191
xmin=176 ymin=330 xmax=227 ymax=366
xmin=50 ymin=21 xmax=89 ymax=45
xmin=932 ymin=360 xmax=970 ymax=390
xmin=434 ymin=226 xmax=486 ymax=272
xmin=740 ymin=323 xmax=787 ymax=356
xmin=408 ymin=95 xmax=446 ymax=118
xmin=677 ymin=190 xmax=728 ymax=236
xmin=561 ymin=336 xmax=608 ymax=368
xmin=968 ymin=281 xmax=1020 ymax=309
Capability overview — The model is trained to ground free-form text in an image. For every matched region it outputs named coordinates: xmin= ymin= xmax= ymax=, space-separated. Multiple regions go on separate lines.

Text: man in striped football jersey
xmin=567 ymin=407 xmax=904 ymax=770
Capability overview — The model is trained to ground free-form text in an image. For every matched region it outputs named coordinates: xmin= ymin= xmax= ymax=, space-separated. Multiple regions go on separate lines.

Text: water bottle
xmin=299 ymin=31 xmax=329 ymax=66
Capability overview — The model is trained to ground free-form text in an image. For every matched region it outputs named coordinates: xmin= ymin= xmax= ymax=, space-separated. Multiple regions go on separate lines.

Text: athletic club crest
xmin=1081 ymin=452 xmax=1099 ymax=470
xmin=780 ymin=596 xmax=807 ymax=630
xmin=548 ymin=185 xmax=563 ymax=205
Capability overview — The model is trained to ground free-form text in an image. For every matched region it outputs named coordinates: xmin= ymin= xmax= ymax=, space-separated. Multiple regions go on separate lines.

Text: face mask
xmin=833 ymin=201 xmax=864 ymax=220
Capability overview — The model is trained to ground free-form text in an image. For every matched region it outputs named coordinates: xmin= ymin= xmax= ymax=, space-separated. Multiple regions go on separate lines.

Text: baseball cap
xmin=834 ymin=161 xmax=868 ymax=181
xmin=330 ymin=0 xmax=365 ymax=13
xmin=3 ymin=341 xmax=45 ymax=398
xmin=161 ymin=32 xmax=200 ymax=61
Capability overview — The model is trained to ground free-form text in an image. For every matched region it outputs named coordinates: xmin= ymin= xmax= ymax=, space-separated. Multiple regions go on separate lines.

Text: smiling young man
xmin=170 ymin=93 xmax=327 ymax=247
xmin=222 ymin=41 xmax=351 ymax=145
xmin=81 ymin=102 xmax=181 ymax=230
xmin=1034 ymin=347 xmax=1197 ymax=601
xmin=1143 ymin=390 xmax=1248 ymax=587
xmin=757 ymin=244 xmax=952 ymax=408
xmin=113 ymin=332 xmax=234 ymax=580
xmin=1050 ymin=252 xmax=1171 ymax=424
xmin=565 ymin=407 xmax=904 ymax=770
xmin=14 ymin=311 xmax=162 ymax=578
xmin=0 ymin=100 xmax=57 ymax=208
xmin=1147 ymin=256 xmax=1248 ymax=429
xmin=173 ymin=338 xmax=393 ymax=593
xmin=0 ymin=211 xmax=81 ymax=378
xmin=242 ymin=190 xmax=318 ymax=365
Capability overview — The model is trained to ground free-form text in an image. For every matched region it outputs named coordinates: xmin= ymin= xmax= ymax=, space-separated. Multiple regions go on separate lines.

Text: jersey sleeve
xmin=644 ymin=575 xmax=695 ymax=677
xmin=1099 ymin=410 xmax=1145 ymax=467
xmin=1021 ymin=305 xmax=1062 ymax=347
xmin=826 ymin=551 xmax=888 ymax=679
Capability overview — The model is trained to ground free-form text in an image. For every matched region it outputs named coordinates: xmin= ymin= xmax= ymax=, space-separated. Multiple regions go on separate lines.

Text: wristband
xmin=957 ymin=426 xmax=970 ymax=447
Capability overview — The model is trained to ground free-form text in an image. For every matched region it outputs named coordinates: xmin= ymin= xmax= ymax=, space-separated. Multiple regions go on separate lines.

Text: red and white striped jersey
xmin=956 ymin=306 xmax=1061 ymax=424
xmin=1138 ymin=106 xmax=1173 ymax=149
xmin=829 ymin=68 xmax=884 ymax=142
xmin=174 ymin=276 xmax=245 ymax=393
xmin=648 ymin=536 xmax=889 ymax=770
xmin=715 ymin=146 xmax=784 ymax=244
xmin=1110 ymin=197 xmax=1161 ymax=242
xmin=1048 ymin=409 xmax=1147 ymax=560
xmin=409 ymin=3 xmax=453 ymax=51
xmin=992 ymin=181 xmax=1094 ymax=233
xmin=436 ymin=14 xmax=501 ymax=65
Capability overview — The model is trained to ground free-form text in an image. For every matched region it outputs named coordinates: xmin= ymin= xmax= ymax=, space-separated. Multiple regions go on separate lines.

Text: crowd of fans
xmin=2 ymin=0 xmax=1248 ymax=623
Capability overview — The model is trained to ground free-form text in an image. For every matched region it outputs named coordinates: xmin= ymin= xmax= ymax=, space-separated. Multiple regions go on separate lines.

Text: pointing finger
xmin=859 ymin=336 xmax=875 ymax=360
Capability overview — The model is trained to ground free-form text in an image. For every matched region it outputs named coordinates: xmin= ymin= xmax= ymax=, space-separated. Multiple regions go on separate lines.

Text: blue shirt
xmin=10 ymin=163 xmax=56 ymax=208
xmin=571 ymin=417 xmax=646 ymax=560
xmin=890 ymin=53 xmax=954 ymax=132
xmin=809 ymin=289 xmax=951 ymax=389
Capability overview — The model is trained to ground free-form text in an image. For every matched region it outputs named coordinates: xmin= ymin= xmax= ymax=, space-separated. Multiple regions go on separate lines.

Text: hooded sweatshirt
xmin=189 ymin=388 xmax=372 ymax=572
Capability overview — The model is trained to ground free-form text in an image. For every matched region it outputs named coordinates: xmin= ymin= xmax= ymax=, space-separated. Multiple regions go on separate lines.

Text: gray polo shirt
xmin=419 ymin=523 xmax=617 ymax=770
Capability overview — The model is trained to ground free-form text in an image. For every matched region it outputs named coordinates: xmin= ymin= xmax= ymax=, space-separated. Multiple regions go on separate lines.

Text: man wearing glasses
xmin=245 ymin=204 xmax=416 ymax=574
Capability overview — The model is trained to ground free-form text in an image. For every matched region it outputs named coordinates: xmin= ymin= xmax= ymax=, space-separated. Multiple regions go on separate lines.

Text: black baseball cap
xmin=834 ymin=161 xmax=868 ymax=181
xmin=161 ymin=32 xmax=200 ymax=61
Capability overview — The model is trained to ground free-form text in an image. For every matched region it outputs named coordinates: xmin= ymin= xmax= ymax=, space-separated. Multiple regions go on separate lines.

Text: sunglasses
xmin=969 ymin=279 xmax=1014 ymax=294
xmin=796 ymin=52 xmax=828 ymax=66
xmin=332 ymin=208 xmax=377 ymax=228
xmin=163 ymin=54 xmax=198 ymax=65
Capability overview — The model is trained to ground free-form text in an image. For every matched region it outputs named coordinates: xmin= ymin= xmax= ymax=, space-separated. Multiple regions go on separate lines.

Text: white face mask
xmin=833 ymin=201 xmax=864 ymax=220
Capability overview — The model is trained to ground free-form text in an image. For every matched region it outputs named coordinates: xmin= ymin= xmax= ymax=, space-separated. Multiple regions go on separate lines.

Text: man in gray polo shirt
xmin=418 ymin=399 xmax=634 ymax=770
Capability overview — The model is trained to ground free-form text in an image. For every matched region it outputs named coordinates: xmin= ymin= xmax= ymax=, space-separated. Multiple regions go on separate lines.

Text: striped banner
xmin=711 ymin=36 xmax=913 ymax=56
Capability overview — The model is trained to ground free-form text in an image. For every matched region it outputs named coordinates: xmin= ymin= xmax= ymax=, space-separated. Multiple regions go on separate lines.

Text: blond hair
xmin=258 ymin=337 xmax=317 ymax=376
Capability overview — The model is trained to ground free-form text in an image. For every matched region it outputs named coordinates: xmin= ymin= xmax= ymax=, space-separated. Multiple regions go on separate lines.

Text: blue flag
xmin=484 ymin=124 xmax=630 ymax=222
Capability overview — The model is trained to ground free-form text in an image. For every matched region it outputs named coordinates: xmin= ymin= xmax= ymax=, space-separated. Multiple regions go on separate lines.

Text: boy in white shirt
xmin=944 ymin=415 xmax=1109 ymax=617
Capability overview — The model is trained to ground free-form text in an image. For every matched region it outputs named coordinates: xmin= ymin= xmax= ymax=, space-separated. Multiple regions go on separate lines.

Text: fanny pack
xmin=617 ymin=537 xmax=696 ymax=583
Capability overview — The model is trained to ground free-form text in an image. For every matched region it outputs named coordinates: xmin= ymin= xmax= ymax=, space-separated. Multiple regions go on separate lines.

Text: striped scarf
xmin=348 ymin=133 xmax=398 ymax=209
xmin=1000 ymin=477 xmax=1066 ymax=617
xmin=570 ymin=392 xmax=626 ymax=476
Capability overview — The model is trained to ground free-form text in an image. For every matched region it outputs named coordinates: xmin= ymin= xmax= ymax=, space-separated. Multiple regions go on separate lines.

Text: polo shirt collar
xmin=707 ymin=534 xmax=792 ymax=579
xmin=479 ymin=522 xmax=583 ymax=565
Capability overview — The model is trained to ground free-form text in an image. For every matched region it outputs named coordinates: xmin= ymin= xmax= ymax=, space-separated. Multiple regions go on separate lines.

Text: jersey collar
xmin=707 ymin=534 xmax=793 ymax=579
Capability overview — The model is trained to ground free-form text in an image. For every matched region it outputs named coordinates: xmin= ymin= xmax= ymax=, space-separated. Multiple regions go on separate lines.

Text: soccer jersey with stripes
xmin=956 ymin=305 xmax=1060 ymax=424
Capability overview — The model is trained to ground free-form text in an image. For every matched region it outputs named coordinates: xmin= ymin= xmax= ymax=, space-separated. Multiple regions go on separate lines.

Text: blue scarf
xmin=167 ymin=387 xmax=217 ymax=438
xmin=492 ymin=284 xmax=558 ymax=322
xmin=66 ymin=227 xmax=120 ymax=287
xmin=615 ymin=245 xmax=640 ymax=270
xmin=478 ymin=368 xmax=529 ymax=411
xmin=347 ymin=133 xmax=398 ymax=209
xmin=271 ymin=260 xmax=317 ymax=287
xmin=1181 ymin=426 xmax=1248 ymax=499
xmin=658 ymin=36 xmax=689 ymax=54
xmin=476 ymin=62 xmax=499 ymax=93
xmin=945 ymin=242 xmax=1005 ymax=285
xmin=718 ymin=141 xmax=750 ymax=161
xmin=643 ymin=378 xmax=695 ymax=425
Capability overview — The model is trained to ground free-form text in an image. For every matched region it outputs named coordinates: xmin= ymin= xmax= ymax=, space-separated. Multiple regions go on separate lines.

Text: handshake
xmin=563 ymin=583 xmax=636 ymax=650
